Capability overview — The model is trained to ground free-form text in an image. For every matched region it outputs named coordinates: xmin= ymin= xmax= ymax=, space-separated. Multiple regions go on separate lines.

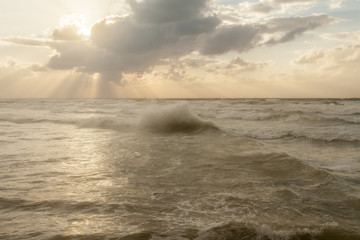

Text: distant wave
xmin=217 ymin=125 xmax=360 ymax=142
xmin=0 ymin=117 xmax=131 ymax=131
xmin=215 ymin=111 xmax=360 ymax=124
xmin=74 ymin=117 xmax=131 ymax=130
xmin=214 ymin=112 xmax=286 ymax=121
xmin=319 ymin=116 xmax=360 ymax=124
xmin=0 ymin=117 xmax=52 ymax=124
xmin=139 ymin=104 xmax=219 ymax=133
xmin=239 ymin=130 xmax=360 ymax=142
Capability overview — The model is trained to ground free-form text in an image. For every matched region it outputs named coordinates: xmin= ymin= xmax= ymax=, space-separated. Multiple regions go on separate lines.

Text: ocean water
xmin=0 ymin=98 xmax=359 ymax=240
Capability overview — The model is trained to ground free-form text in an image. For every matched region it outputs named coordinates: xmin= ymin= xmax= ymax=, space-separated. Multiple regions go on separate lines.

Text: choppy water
xmin=0 ymin=98 xmax=359 ymax=240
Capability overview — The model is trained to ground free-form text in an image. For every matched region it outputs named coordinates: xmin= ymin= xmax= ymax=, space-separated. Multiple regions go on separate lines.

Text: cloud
xmin=129 ymin=0 xmax=210 ymax=24
xmin=162 ymin=62 xmax=188 ymax=82
xmin=291 ymin=43 xmax=360 ymax=97
xmin=249 ymin=0 xmax=317 ymax=14
xmin=249 ymin=2 xmax=275 ymax=13
xmin=264 ymin=14 xmax=334 ymax=32
xmin=52 ymin=25 xmax=83 ymax=41
xmin=47 ymin=0 xmax=220 ymax=83
xmin=1 ymin=0 xmax=337 ymax=84
xmin=2 ymin=38 xmax=49 ymax=47
xmin=91 ymin=16 xmax=219 ymax=56
xmin=322 ymin=31 xmax=360 ymax=43
xmin=264 ymin=14 xmax=336 ymax=45
xmin=294 ymin=49 xmax=325 ymax=64
xmin=329 ymin=0 xmax=345 ymax=9
xmin=273 ymin=0 xmax=315 ymax=3
xmin=0 ymin=62 xmax=44 ymax=98
xmin=294 ymin=44 xmax=360 ymax=74
xmin=200 ymin=24 xmax=261 ymax=55
xmin=48 ymin=41 xmax=97 ymax=70
xmin=2 ymin=16 xmax=87 ymax=46
xmin=227 ymin=57 xmax=269 ymax=71
xmin=201 ymin=14 xmax=335 ymax=55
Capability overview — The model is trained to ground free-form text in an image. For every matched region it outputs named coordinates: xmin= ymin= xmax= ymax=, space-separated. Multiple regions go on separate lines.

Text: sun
xmin=59 ymin=14 xmax=91 ymax=37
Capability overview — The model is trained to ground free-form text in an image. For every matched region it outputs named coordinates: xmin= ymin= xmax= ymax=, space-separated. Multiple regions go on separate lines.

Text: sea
xmin=0 ymin=98 xmax=359 ymax=240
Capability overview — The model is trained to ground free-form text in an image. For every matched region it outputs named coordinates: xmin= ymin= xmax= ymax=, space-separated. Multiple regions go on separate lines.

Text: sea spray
xmin=139 ymin=104 xmax=218 ymax=133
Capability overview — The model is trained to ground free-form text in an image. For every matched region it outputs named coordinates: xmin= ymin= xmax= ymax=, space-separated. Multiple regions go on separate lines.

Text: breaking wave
xmin=139 ymin=104 xmax=219 ymax=133
xmin=0 ymin=104 xmax=218 ymax=134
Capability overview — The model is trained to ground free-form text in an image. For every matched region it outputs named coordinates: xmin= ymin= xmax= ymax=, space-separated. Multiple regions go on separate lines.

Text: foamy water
xmin=0 ymin=99 xmax=359 ymax=240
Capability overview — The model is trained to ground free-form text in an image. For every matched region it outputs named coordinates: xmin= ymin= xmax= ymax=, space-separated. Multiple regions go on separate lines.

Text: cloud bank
xmin=3 ymin=0 xmax=337 ymax=84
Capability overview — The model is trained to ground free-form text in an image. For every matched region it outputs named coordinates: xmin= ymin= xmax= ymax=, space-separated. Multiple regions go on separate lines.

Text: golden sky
xmin=0 ymin=0 xmax=359 ymax=98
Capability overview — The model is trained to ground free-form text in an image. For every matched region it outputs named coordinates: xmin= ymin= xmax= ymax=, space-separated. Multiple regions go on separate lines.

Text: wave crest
xmin=75 ymin=117 xmax=130 ymax=130
xmin=196 ymin=222 xmax=360 ymax=240
xmin=139 ymin=104 xmax=218 ymax=133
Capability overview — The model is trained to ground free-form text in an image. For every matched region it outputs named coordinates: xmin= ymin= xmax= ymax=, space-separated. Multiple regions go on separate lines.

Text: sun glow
xmin=59 ymin=14 xmax=91 ymax=36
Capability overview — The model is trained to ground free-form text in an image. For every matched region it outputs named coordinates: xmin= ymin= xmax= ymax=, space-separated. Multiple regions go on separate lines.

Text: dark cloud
xmin=250 ymin=2 xmax=276 ymax=13
xmin=264 ymin=14 xmax=334 ymax=32
xmin=46 ymin=11 xmax=336 ymax=81
xmin=264 ymin=14 xmax=336 ymax=45
xmin=48 ymin=42 xmax=95 ymax=70
xmin=200 ymin=25 xmax=261 ymax=55
xmin=91 ymin=16 xmax=219 ymax=55
xmin=128 ymin=0 xmax=210 ymax=24
xmin=48 ymin=0 xmax=219 ymax=83
xmin=201 ymin=14 xmax=335 ymax=55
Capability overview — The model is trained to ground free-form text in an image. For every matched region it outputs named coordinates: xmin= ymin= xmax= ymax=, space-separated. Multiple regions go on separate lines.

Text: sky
xmin=0 ymin=0 xmax=359 ymax=98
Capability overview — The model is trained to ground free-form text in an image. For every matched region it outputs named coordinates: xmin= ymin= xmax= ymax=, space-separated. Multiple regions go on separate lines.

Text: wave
xmin=215 ymin=112 xmax=286 ymax=121
xmin=0 ymin=104 xmax=217 ymax=134
xmin=0 ymin=117 xmax=52 ymax=125
xmin=74 ymin=117 xmax=131 ymax=130
xmin=300 ymin=116 xmax=360 ymax=125
xmin=0 ymin=197 xmax=124 ymax=214
xmin=214 ymin=110 xmax=360 ymax=124
xmin=0 ymin=116 xmax=131 ymax=131
xmin=46 ymin=222 xmax=360 ymax=240
xmin=227 ymin=128 xmax=360 ymax=142
xmin=2 ymin=116 xmax=358 ymax=142
xmin=196 ymin=222 xmax=360 ymax=240
xmin=234 ymin=152 xmax=335 ymax=186
xmin=139 ymin=104 xmax=219 ymax=133
xmin=257 ymin=132 xmax=359 ymax=142
xmin=293 ymin=114 xmax=360 ymax=125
